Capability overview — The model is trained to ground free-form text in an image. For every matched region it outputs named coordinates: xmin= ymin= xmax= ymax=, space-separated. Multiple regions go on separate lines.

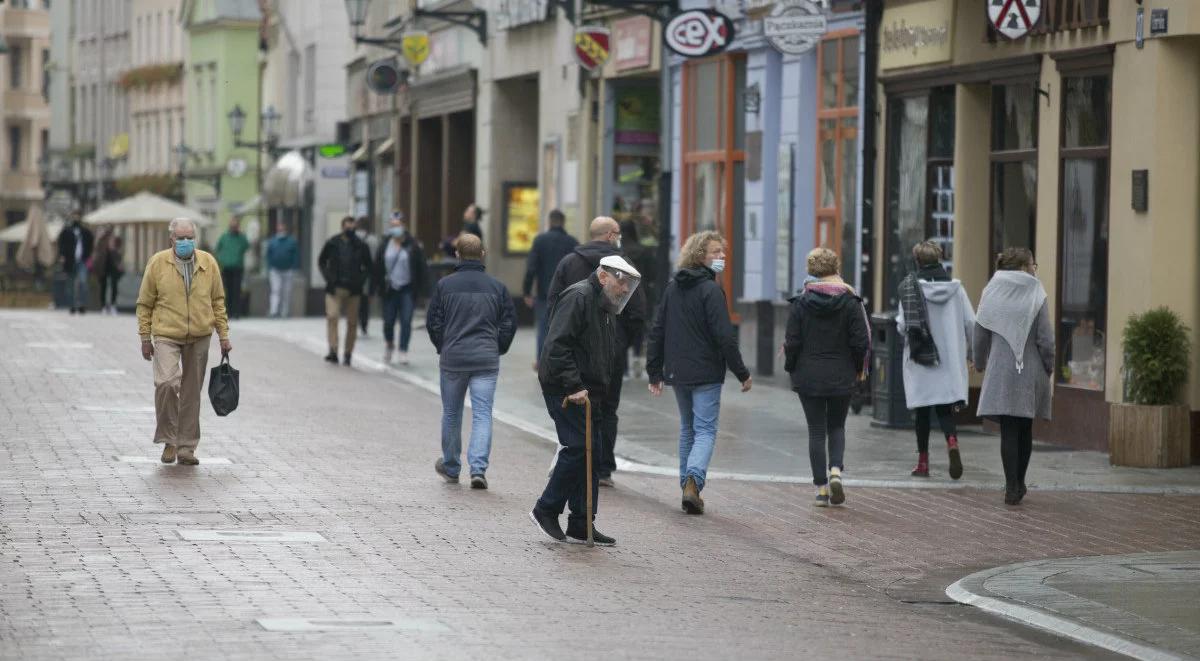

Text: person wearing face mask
xmin=135 ymin=218 xmax=231 ymax=466
xmin=646 ymin=231 xmax=751 ymax=515
xmin=266 ymin=221 xmax=300 ymax=318
xmin=531 ymin=255 xmax=641 ymax=545
xmin=545 ymin=216 xmax=646 ymax=488
xmin=355 ymin=216 xmax=381 ymax=337
xmin=57 ymin=211 xmax=95 ymax=314
xmin=371 ymin=211 xmax=428 ymax=364
xmin=317 ymin=216 xmax=373 ymax=366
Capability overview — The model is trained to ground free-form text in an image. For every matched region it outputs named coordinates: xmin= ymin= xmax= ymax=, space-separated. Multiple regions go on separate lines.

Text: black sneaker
xmin=565 ymin=524 xmax=616 ymax=546
xmin=324 ymin=351 xmax=338 ymax=364
xmin=434 ymin=458 xmax=458 ymax=483
xmin=529 ymin=509 xmax=565 ymax=542
xmin=470 ymin=474 xmax=488 ymax=489
xmin=342 ymin=353 xmax=353 ymax=366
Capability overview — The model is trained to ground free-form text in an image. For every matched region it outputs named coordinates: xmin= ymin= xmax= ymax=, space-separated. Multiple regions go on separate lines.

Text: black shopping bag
xmin=208 ymin=354 xmax=240 ymax=416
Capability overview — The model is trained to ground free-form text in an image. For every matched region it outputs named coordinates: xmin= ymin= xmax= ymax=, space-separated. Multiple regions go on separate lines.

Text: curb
xmin=945 ymin=561 xmax=1188 ymax=661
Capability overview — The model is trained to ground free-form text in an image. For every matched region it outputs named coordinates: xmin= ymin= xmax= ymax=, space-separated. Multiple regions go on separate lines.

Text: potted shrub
xmin=1110 ymin=307 xmax=1192 ymax=467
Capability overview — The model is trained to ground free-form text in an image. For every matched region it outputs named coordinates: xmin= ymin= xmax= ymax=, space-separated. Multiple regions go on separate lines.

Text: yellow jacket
xmin=136 ymin=249 xmax=230 ymax=342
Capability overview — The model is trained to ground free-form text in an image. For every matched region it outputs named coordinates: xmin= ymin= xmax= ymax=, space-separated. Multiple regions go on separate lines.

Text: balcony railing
xmin=3 ymin=90 xmax=50 ymax=119
xmin=1 ymin=8 xmax=50 ymax=37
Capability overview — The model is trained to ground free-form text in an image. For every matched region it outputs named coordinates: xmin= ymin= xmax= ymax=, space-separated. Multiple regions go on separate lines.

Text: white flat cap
xmin=600 ymin=255 xmax=641 ymax=278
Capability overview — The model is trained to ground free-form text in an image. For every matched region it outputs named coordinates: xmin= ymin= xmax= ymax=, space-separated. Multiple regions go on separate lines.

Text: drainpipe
xmin=859 ymin=0 xmax=881 ymax=312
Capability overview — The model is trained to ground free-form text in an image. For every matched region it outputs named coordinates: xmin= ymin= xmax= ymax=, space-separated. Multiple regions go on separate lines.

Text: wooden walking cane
xmin=562 ymin=395 xmax=594 ymax=547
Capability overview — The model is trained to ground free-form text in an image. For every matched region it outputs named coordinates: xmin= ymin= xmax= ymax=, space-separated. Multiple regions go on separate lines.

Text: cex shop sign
xmin=664 ymin=9 xmax=736 ymax=58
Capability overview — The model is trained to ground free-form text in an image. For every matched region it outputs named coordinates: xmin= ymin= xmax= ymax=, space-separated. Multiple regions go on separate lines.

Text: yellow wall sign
xmin=880 ymin=0 xmax=955 ymax=71
xmin=108 ymin=133 xmax=130 ymax=159
xmin=402 ymin=31 xmax=430 ymax=67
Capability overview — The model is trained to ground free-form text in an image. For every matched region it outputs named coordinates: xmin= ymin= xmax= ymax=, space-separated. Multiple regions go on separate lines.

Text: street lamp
xmin=229 ymin=105 xmax=283 ymax=156
xmin=347 ymin=0 xmax=488 ymax=49
xmin=227 ymin=105 xmax=247 ymax=141
xmin=261 ymin=105 xmax=281 ymax=143
xmin=345 ymin=0 xmax=370 ymax=37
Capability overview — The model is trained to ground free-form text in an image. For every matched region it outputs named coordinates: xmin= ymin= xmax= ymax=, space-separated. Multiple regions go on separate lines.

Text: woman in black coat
xmin=784 ymin=248 xmax=869 ymax=507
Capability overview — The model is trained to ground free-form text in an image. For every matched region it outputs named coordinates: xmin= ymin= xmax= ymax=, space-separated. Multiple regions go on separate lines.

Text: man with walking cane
xmin=530 ymin=255 xmax=641 ymax=546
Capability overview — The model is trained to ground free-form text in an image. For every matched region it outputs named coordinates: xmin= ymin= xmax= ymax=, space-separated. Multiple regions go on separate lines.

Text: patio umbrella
xmin=0 ymin=215 xmax=63 ymax=243
xmin=84 ymin=190 xmax=211 ymax=226
xmin=15 ymin=205 xmax=57 ymax=269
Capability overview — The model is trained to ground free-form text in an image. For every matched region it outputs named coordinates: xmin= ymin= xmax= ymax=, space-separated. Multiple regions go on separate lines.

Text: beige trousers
xmin=325 ymin=288 xmax=361 ymax=356
xmin=152 ymin=336 xmax=211 ymax=449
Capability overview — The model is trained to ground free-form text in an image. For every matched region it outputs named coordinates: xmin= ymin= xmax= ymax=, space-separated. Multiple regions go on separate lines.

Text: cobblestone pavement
xmin=3 ymin=310 xmax=1191 ymax=660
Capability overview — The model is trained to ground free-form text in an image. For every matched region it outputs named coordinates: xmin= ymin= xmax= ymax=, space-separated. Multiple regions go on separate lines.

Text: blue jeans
xmin=534 ymin=298 xmax=549 ymax=361
xmin=70 ymin=262 xmax=89 ymax=310
xmin=439 ymin=369 xmax=499 ymax=477
xmin=674 ymin=383 xmax=723 ymax=491
xmin=382 ymin=286 xmax=415 ymax=351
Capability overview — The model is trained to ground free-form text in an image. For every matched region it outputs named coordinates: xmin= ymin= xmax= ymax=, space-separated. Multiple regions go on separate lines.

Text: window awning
xmin=374 ymin=137 xmax=394 ymax=158
xmin=350 ymin=143 xmax=370 ymax=163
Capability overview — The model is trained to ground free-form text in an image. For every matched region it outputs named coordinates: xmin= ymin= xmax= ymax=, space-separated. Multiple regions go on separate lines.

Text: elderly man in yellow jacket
xmin=136 ymin=217 xmax=232 ymax=465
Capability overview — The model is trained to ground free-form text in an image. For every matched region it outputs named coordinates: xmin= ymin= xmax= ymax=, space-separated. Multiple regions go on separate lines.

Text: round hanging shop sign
xmin=664 ymin=9 xmax=736 ymax=58
xmin=988 ymin=0 xmax=1042 ymax=40
xmin=573 ymin=26 xmax=611 ymax=72
xmin=764 ymin=0 xmax=826 ymax=55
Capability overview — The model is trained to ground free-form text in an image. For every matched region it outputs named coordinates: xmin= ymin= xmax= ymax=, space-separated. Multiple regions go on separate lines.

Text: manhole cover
xmin=116 ymin=456 xmax=233 ymax=465
xmin=256 ymin=618 xmax=449 ymax=632
xmin=176 ymin=529 xmax=327 ymax=543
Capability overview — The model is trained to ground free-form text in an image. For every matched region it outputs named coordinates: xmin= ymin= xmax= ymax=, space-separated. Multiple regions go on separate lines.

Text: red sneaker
xmin=911 ymin=452 xmax=930 ymax=477
xmin=947 ymin=435 xmax=963 ymax=480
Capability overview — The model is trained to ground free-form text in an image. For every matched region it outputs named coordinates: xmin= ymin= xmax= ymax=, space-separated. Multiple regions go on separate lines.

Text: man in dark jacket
xmin=530 ymin=255 xmax=641 ymax=545
xmin=646 ymin=231 xmax=751 ymax=514
xmin=546 ymin=216 xmax=646 ymax=487
xmin=317 ymin=216 xmax=373 ymax=366
xmin=58 ymin=212 xmax=95 ymax=313
xmin=373 ymin=212 xmax=429 ymax=365
xmin=427 ymin=234 xmax=516 ymax=490
xmin=523 ymin=209 xmax=578 ymax=366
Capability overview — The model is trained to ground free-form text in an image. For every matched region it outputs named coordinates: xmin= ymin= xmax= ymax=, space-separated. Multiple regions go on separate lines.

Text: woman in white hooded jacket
xmin=896 ymin=241 xmax=975 ymax=479
xmin=973 ymin=247 xmax=1055 ymax=506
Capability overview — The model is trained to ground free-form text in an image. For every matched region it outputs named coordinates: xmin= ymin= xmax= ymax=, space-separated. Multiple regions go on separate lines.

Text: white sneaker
xmin=384 ymin=347 xmax=394 ymax=364
xmin=399 ymin=351 xmax=410 ymax=365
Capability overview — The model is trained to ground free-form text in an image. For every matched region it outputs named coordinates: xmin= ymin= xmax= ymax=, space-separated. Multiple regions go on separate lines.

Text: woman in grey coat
xmin=973 ymin=247 xmax=1055 ymax=506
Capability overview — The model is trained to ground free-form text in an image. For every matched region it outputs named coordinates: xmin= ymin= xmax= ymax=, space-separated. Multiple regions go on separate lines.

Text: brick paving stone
xmin=0 ymin=310 xmax=1159 ymax=660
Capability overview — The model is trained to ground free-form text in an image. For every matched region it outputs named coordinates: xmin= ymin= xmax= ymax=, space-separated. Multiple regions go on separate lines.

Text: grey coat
xmin=973 ymin=301 xmax=1055 ymax=420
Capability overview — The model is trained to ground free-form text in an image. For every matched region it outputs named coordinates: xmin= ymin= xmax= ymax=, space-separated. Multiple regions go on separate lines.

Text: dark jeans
xmin=596 ymin=370 xmax=623 ymax=478
xmin=536 ymin=393 xmax=605 ymax=529
xmin=998 ymin=415 xmax=1034 ymax=492
xmin=914 ymin=404 xmax=957 ymax=454
xmin=359 ymin=290 xmax=371 ymax=333
xmin=800 ymin=394 xmax=851 ymax=486
xmin=221 ymin=267 xmax=243 ymax=318
xmin=99 ymin=271 xmax=122 ymax=306
xmin=381 ymin=286 xmax=415 ymax=351
xmin=534 ymin=298 xmax=549 ymax=361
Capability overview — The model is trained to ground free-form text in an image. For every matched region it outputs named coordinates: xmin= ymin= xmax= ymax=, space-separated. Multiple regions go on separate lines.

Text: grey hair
xmin=169 ymin=217 xmax=196 ymax=236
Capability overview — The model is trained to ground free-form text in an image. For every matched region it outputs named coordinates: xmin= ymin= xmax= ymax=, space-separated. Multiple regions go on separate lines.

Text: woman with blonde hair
xmin=647 ymin=230 xmax=751 ymax=514
xmin=784 ymin=247 xmax=869 ymax=506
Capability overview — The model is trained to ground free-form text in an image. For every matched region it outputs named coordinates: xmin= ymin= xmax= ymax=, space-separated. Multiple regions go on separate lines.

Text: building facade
xmin=872 ymin=0 xmax=1200 ymax=456
xmin=0 ymin=0 xmax=51 ymax=266
xmin=128 ymin=0 xmax=187 ymax=185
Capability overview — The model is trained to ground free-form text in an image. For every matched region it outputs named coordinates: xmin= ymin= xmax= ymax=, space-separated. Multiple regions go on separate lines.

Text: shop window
xmin=815 ymin=31 xmax=860 ymax=283
xmin=882 ymin=86 xmax=954 ymax=309
xmin=990 ymin=82 xmax=1038 ymax=261
xmin=1057 ymin=73 xmax=1111 ymax=391
xmin=682 ymin=54 xmax=746 ymax=304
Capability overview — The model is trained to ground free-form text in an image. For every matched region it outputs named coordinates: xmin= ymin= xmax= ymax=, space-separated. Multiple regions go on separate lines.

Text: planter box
xmin=1109 ymin=403 xmax=1192 ymax=467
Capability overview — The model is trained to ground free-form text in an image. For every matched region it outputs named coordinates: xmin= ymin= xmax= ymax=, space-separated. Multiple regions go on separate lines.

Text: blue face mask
xmin=388 ymin=227 xmax=406 ymax=238
xmin=175 ymin=238 xmax=195 ymax=259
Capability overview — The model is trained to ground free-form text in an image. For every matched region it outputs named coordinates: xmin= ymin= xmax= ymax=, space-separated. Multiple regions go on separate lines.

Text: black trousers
xmin=536 ymin=393 xmax=604 ymax=529
xmin=359 ymin=291 xmax=371 ymax=332
xmin=221 ymin=267 xmax=243 ymax=318
xmin=998 ymin=416 xmax=1034 ymax=491
xmin=596 ymin=367 xmax=624 ymax=478
xmin=914 ymin=405 xmax=957 ymax=454
xmin=99 ymin=271 xmax=122 ymax=306
xmin=800 ymin=394 xmax=851 ymax=486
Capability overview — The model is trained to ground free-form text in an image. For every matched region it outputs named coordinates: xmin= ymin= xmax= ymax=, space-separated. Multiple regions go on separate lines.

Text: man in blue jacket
xmin=522 ymin=209 xmax=578 ymax=366
xmin=266 ymin=221 xmax=300 ymax=318
xmin=427 ymin=233 xmax=517 ymax=490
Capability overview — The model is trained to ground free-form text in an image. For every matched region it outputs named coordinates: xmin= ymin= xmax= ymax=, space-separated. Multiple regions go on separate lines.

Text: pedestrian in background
xmin=215 ymin=216 xmax=250 ymax=319
xmin=897 ymin=241 xmax=975 ymax=479
xmin=57 ymin=211 xmax=94 ymax=314
xmin=547 ymin=216 xmax=646 ymax=488
xmin=785 ymin=248 xmax=869 ymax=507
xmin=523 ymin=209 xmax=578 ymax=369
xmin=93 ymin=229 xmax=124 ymax=315
xmin=356 ymin=216 xmax=381 ymax=337
xmin=427 ymin=234 xmax=516 ymax=490
xmin=973 ymin=247 xmax=1054 ymax=506
xmin=136 ymin=218 xmax=231 ymax=466
xmin=266 ymin=220 xmax=299 ymax=318
xmin=646 ymin=230 xmax=751 ymax=515
xmin=373 ymin=211 xmax=427 ymax=365
xmin=619 ymin=219 xmax=655 ymax=379
xmin=462 ymin=203 xmax=484 ymax=242
xmin=318 ymin=216 xmax=372 ymax=366
xmin=530 ymin=255 xmax=641 ymax=545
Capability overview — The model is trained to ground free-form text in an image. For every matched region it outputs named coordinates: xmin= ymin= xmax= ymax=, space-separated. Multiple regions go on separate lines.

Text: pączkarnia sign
xmin=763 ymin=1 xmax=826 ymax=56
xmin=879 ymin=0 xmax=954 ymax=70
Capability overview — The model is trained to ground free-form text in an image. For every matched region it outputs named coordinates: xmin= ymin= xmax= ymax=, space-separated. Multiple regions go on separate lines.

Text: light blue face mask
xmin=175 ymin=238 xmax=195 ymax=259
xmin=709 ymin=258 xmax=726 ymax=274
xmin=388 ymin=227 xmax=406 ymax=238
